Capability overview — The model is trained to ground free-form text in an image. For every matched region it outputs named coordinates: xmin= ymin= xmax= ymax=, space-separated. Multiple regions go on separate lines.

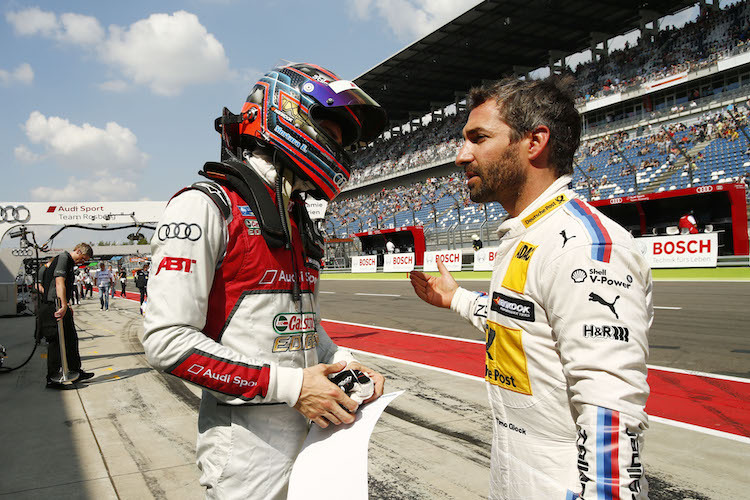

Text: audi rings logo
xmin=11 ymin=248 xmax=33 ymax=256
xmin=696 ymin=186 xmax=714 ymax=194
xmin=157 ymin=222 xmax=202 ymax=241
xmin=1 ymin=206 xmax=31 ymax=223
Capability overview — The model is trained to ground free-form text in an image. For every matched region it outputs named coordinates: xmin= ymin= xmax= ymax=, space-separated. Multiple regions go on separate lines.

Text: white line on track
xmin=319 ymin=291 xmax=336 ymax=294
xmin=654 ymin=306 xmax=682 ymax=310
xmin=354 ymin=293 xmax=401 ymax=297
xmin=323 ymin=318 xmax=485 ymax=344
xmin=647 ymin=364 xmax=750 ymax=383
xmin=347 ymin=347 xmax=750 ymax=444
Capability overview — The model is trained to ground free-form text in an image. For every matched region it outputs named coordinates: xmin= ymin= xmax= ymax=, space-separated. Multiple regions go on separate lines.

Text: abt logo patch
xmin=491 ymin=292 xmax=535 ymax=321
xmin=156 ymin=256 xmax=197 ymax=275
xmin=583 ymin=324 xmax=629 ymax=342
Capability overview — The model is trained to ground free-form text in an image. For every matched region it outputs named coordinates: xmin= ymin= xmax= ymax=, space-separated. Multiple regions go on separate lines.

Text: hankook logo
xmin=490 ymin=292 xmax=535 ymax=321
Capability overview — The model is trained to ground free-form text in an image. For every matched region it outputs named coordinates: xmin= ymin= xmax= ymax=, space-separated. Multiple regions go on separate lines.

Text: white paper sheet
xmin=287 ymin=391 xmax=404 ymax=500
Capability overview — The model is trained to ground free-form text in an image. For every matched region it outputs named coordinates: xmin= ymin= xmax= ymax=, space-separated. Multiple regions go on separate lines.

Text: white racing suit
xmin=142 ymin=167 xmax=354 ymax=500
xmin=451 ymin=175 xmax=652 ymax=499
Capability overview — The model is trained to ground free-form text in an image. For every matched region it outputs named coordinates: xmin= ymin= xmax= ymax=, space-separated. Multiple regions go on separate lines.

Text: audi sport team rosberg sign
xmin=636 ymin=233 xmax=718 ymax=268
xmin=0 ymin=201 xmax=167 ymax=225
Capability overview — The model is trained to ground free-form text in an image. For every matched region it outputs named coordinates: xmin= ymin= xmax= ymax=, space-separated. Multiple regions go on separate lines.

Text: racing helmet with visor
xmin=216 ymin=62 xmax=387 ymax=201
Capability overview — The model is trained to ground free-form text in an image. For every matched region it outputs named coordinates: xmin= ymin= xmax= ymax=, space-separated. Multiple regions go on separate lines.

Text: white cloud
xmin=59 ymin=12 xmax=105 ymax=45
xmin=6 ymin=8 xmax=230 ymax=95
xmin=102 ymin=11 xmax=230 ymax=95
xmin=31 ymin=176 xmax=137 ymax=202
xmin=20 ymin=111 xmax=148 ymax=172
xmin=18 ymin=111 xmax=147 ymax=201
xmin=6 ymin=8 xmax=103 ymax=46
xmin=6 ymin=7 xmax=58 ymax=37
xmin=0 ymin=62 xmax=34 ymax=85
xmin=98 ymin=80 xmax=129 ymax=92
xmin=14 ymin=144 xmax=41 ymax=163
xmin=350 ymin=0 xmax=482 ymax=41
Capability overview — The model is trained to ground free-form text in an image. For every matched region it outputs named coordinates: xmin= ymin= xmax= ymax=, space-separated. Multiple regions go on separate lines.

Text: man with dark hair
xmin=410 ymin=76 xmax=651 ymax=499
xmin=39 ymin=243 xmax=96 ymax=388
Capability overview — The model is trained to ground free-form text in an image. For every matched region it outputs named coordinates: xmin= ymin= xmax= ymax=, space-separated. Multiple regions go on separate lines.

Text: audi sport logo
xmin=1 ymin=206 xmax=31 ymax=223
xmin=157 ymin=222 xmax=202 ymax=241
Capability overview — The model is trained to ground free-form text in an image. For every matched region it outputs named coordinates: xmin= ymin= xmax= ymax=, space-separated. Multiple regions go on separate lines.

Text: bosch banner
xmin=637 ymin=233 xmax=718 ymax=268
xmin=423 ymin=250 xmax=463 ymax=272
xmin=351 ymin=255 xmax=377 ymax=273
xmin=383 ymin=253 xmax=415 ymax=272
xmin=473 ymin=248 xmax=498 ymax=271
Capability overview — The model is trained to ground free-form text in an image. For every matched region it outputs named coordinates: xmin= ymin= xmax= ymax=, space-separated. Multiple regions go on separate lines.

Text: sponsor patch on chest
xmin=491 ymin=292 xmax=535 ymax=321
xmin=501 ymin=241 xmax=537 ymax=294
xmin=484 ymin=320 xmax=532 ymax=395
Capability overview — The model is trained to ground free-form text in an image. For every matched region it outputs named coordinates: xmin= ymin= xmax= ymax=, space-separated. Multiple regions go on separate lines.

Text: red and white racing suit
xmin=142 ymin=167 xmax=354 ymax=499
xmin=451 ymin=175 xmax=652 ymax=499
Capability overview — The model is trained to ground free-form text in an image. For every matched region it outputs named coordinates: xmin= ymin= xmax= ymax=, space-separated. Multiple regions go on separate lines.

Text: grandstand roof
xmin=354 ymin=0 xmax=697 ymax=125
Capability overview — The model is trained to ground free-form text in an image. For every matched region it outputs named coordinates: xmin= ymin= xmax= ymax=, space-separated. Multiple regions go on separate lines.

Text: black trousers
xmin=138 ymin=287 xmax=147 ymax=305
xmin=71 ymin=285 xmax=79 ymax=304
xmin=39 ymin=303 xmax=82 ymax=380
xmin=121 ymin=281 xmax=127 ymax=296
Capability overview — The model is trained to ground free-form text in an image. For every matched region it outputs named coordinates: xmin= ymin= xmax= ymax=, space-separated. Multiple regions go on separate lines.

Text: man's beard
xmin=468 ymin=144 xmax=527 ymax=204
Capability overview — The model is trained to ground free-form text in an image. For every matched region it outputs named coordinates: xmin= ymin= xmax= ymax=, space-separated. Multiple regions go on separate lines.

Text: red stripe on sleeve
xmin=169 ymin=350 xmax=270 ymax=400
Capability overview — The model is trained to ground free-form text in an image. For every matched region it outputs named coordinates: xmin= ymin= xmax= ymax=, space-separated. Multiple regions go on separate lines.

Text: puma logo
xmin=560 ymin=230 xmax=576 ymax=248
xmin=588 ymin=292 xmax=619 ymax=319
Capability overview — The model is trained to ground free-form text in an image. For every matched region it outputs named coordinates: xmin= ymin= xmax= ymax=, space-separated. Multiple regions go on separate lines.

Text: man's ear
xmin=527 ymin=125 xmax=551 ymax=162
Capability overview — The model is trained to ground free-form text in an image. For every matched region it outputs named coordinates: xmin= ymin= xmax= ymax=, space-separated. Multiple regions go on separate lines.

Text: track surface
xmin=318 ymin=279 xmax=750 ymax=378
xmin=84 ymin=279 xmax=750 ymax=499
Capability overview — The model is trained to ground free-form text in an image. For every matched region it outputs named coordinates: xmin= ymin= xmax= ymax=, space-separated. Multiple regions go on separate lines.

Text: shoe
xmin=78 ymin=371 xmax=95 ymax=381
xmin=46 ymin=380 xmax=66 ymax=390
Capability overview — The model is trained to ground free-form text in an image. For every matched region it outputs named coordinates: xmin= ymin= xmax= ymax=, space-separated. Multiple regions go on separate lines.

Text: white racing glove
xmin=328 ymin=367 xmax=374 ymax=405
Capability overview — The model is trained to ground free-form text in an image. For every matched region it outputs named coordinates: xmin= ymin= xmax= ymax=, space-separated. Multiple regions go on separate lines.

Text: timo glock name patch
xmin=491 ymin=292 xmax=535 ymax=321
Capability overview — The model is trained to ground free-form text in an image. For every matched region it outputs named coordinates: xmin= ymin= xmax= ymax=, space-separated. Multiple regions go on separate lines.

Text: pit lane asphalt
xmin=318 ymin=279 xmax=750 ymax=379
xmin=1 ymin=281 xmax=748 ymax=499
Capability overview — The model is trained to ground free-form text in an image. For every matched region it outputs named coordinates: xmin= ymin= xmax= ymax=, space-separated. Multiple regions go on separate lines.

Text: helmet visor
xmin=302 ymin=80 xmax=386 ymax=144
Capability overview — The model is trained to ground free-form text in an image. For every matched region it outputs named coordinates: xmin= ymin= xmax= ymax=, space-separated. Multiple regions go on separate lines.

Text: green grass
xmin=321 ymin=267 xmax=750 ymax=281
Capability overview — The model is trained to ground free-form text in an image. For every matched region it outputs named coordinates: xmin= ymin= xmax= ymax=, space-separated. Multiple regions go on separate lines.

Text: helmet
xmin=472 ymin=234 xmax=479 ymax=240
xmin=217 ymin=62 xmax=387 ymax=201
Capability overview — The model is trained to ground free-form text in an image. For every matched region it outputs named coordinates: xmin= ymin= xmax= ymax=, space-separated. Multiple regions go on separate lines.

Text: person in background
xmin=119 ymin=267 xmax=127 ymax=297
xmin=471 ymin=233 xmax=483 ymax=251
xmin=678 ymin=210 xmax=699 ymax=234
xmin=108 ymin=265 xmax=117 ymax=299
xmin=385 ymin=238 xmax=396 ymax=254
xmin=134 ymin=263 xmax=149 ymax=310
xmin=38 ymin=243 xmax=95 ymax=389
xmin=95 ymin=262 xmax=114 ymax=311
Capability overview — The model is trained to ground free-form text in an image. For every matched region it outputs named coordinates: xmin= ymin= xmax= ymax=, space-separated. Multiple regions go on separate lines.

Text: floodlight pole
xmin=573 ymin=159 xmax=595 ymax=199
xmin=661 ymin=125 xmax=694 ymax=187
xmin=611 ymin=141 xmax=639 ymax=195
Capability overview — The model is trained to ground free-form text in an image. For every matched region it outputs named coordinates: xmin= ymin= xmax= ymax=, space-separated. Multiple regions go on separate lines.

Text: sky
xmin=0 ymin=0 xmax=486 ymax=206
xmin=0 ymin=0 xmax=736 ymax=247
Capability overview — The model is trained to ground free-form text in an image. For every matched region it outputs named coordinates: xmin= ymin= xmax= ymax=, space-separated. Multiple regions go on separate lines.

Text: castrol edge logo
xmin=273 ymin=312 xmax=316 ymax=335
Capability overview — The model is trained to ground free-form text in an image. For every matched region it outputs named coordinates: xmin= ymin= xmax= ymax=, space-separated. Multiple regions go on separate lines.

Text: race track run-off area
xmin=322 ymin=319 xmax=750 ymax=441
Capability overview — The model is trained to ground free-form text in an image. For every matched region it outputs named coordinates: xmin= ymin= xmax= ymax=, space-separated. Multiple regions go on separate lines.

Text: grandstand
xmin=325 ymin=1 xmax=750 ymax=257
